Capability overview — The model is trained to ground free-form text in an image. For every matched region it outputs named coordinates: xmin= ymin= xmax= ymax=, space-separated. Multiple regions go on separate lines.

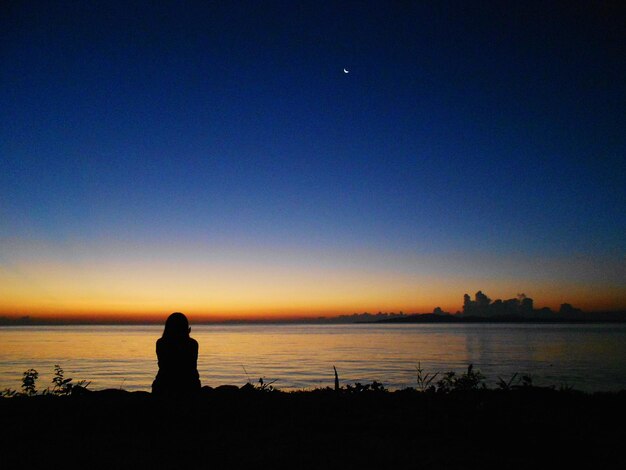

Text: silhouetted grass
xmin=2 ymin=380 xmax=625 ymax=469
xmin=1 ymin=364 xmax=625 ymax=469
xmin=0 ymin=362 xmax=615 ymax=397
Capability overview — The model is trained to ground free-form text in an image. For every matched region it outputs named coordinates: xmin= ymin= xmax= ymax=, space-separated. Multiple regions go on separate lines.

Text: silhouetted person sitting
xmin=152 ymin=312 xmax=201 ymax=396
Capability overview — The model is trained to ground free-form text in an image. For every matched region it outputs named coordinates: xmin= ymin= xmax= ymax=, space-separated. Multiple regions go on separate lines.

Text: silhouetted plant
xmin=239 ymin=364 xmax=278 ymax=392
xmin=497 ymin=373 xmax=519 ymax=391
xmin=520 ymin=374 xmax=533 ymax=388
xmin=415 ymin=362 xmax=438 ymax=392
xmin=241 ymin=365 xmax=252 ymax=383
xmin=435 ymin=372 xmax=457 ymax=393
xmin=333 ymin=366 xmax=340 ymax=392
xmin=49 ymin=364 xmax=90 ymax=396
xmin=344 ymin=381 xmax=387 ymax=393
xmin=51 ymin=364 xmax=71 ymax=395
xmin=21 ymin=369 xmax=38 ymax=396
xmin=255 ymin=377 xmax=278 ymax=392
xmin=369 ymin=381 xmax=386 ymax=392
xmin=1 ymin=366 xmax=89 ymax=397
xmin=1 ymin=387 xmax=17 ymax=397
xmin=436 ymin=364 xmax=486 ymax=393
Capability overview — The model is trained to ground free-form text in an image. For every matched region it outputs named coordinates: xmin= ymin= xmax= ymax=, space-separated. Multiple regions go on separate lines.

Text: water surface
xmin=1 ymin=323 xmax=625 ymax=392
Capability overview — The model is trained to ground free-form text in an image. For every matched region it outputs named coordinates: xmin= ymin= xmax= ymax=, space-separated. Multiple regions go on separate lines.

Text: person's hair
xmin=161 ymin=312 xmax=190 ymax=340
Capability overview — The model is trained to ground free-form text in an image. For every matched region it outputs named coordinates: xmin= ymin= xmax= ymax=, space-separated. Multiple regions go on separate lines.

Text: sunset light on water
xmin=2 ymin=324 xmax=626 ymax=392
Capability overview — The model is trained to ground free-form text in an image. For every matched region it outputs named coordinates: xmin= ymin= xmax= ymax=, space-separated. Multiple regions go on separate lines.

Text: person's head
xmin=162 ymin=312 xmax=190 ymax=340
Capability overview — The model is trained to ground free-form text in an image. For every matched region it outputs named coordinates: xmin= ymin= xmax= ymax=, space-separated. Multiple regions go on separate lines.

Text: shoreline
xmin=2 ymin=312 xmax=626 ymax=326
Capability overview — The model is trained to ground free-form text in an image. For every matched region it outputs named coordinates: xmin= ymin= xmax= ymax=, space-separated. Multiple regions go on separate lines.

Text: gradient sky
xmin=1 ymin=1 xmax=625 ymax=319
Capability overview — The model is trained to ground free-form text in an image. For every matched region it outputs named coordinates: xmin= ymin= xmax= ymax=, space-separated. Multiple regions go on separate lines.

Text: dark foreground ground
xmin=1 ymin=386 xmax=625 ymax=469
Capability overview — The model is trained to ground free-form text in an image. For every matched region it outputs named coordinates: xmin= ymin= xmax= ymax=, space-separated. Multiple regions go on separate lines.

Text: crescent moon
xmin=343 ymin=68 xmax=349 ymax=74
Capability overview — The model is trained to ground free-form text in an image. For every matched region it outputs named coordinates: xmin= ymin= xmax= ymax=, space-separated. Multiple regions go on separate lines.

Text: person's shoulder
xmin=189 ymin=338 xmax=199 ymax=348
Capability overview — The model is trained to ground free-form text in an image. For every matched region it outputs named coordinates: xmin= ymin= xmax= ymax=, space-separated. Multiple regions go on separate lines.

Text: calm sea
xmin=1 ymin=323 xmax=625 ymax=392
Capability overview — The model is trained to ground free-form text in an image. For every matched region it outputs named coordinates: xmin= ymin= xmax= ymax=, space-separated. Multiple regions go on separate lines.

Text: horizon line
xmin=3 ymin=308 xmax=626 ymax=326
xmin=0 ymin=311 xmax=421 ymax=325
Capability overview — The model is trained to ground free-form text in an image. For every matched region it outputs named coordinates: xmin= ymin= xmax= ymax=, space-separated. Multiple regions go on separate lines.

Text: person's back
xmin=152 ymin=312 xmax=201 ymax=396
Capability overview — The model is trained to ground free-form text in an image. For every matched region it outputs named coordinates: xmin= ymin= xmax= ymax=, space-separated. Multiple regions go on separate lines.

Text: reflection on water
xmin=1 ymin=324 xmax=625 ymax=392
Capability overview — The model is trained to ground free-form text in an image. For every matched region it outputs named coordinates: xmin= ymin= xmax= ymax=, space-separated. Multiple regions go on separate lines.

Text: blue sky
xmin=1 ymin=1 xmax=624 ymax=317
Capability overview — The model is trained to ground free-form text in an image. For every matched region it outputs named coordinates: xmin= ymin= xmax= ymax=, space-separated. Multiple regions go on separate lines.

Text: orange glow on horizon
xmin=1 ymin=285 xmax=624 ymax=324
xmin=1 ymin=240 xmax=624 ymax=322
